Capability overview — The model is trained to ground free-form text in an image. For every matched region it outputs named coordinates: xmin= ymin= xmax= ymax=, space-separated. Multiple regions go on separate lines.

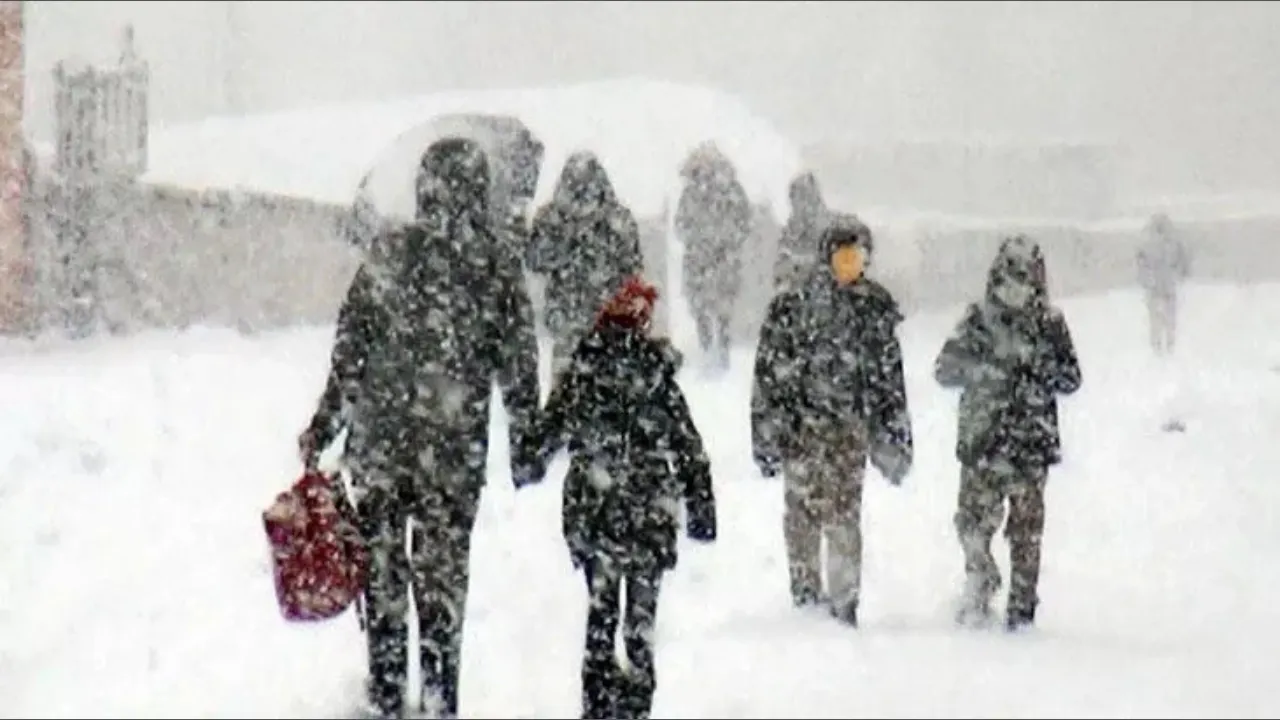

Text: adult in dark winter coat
xmin=773 ymin=171 xmax=832 ymax=293
xmin=298 ymin=137 xmax=542 ymax=719
xmin=521 ymin=276 xmax=717 ymax=720
xmin=675 ymin=142 xmax=753 ymax=368
xmin=751 ymin=214 xmax=913 ymax=627
xmin=934 ymin=235 xmax=1081 ymax=632
xmin=527 ymin=151 xmax=645 ymax=380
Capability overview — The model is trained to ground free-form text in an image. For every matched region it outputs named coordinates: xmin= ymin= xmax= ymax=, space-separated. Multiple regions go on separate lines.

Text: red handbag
xmin=263 ymin=470 xmax=369 ymax=623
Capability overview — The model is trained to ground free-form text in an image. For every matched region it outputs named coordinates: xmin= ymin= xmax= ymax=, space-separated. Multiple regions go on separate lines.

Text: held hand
xmin=512 ymin=461 xmax=545 ymax=490
xmin=511 ymin=441 xmax=548 ymax=490
xmin=871 ymin=443 xmax=910 ymax=487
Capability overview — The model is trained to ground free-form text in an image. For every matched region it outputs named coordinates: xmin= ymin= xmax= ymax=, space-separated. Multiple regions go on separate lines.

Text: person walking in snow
xmin=934 ymin=235 xmax=1082 ymax=632
xmin=751 ymin=214 xmax=913 ymax=628
xmin=519 ymin=275 xmax=717 ymax=720
xmin=298 ymin=137 xmax=542 ymax=719
xmin=527 ymin=150 xmax=645 ymax=384
xmin=773 ymin=170 xmax=832 ymax=294
xmin=1136 ymin=212 xmax=1190 ymax=357
xmin=675 ymin=142 xmax=753 ymax=371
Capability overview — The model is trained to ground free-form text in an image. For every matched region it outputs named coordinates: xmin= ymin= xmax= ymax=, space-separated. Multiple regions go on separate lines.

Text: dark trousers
xmin=691 ymin=304 xmax=732 ymax=367
xmin=685 ymin=262 xmax=739 ymax=368
xmin=358 ymin=471 xmax=481 ymax=719
xmin=954 ymin=463 xmax=1047 ymax=626
xmin=581 ymin=560 xmax=663 ymax=720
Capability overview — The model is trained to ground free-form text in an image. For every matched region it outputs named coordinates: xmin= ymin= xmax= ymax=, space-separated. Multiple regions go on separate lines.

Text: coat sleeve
xmin=1135 ymin=245 xmax=1153 ymax=289
xmin=732 ymin=183 xmax=754 ymax=246
xmin=1042 ymin=308 xmax=1083 ymax=396
xmin=306 ymin=264 xmax=380 ymax=450
xmin=489 ymin=257 xmax=543 ymax=473
xmin=934 ymin=305 xmax=985 ymax=389
xmin=616 ymin=209 xmax=645 ymax=278
xmin=751 ymin=293 xmax=797 ymax=458
xmin=864 ymin=290 xmax=913 ymax=469
xmin=536 ymin=349 xmax=590 ymax=560
xmin=664 ymin=375 xmax=717 ymax=542
xmin=526 ymin=345 xmax=587 ymax=469
xmin=673 ymin=188 xmax=698 ymax=242
xmin=525 ymin=207 xmax=563 ymax=275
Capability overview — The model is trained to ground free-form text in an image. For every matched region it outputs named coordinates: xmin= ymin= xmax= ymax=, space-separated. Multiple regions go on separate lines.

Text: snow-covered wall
xmin=142 ymin=77 xmax=802 ymax=220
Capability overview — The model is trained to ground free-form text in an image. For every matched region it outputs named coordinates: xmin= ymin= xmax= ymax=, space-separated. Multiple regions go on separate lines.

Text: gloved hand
xmin=686 ymin=492 xmax=718 ymax=543
xmin=687 ymin=512 xmax=717 ymax=543
xmin=871 ymin=442 xmax=911 ymax=487
xmin=754 ymin=448 xmax=782 ymax=479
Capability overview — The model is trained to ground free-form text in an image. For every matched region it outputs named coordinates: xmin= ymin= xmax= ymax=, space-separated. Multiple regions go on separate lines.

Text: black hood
xmin=552 ymin=150 xmax=617 ymax=210
xmin=415 ymin=136 xmax=491 ymax=220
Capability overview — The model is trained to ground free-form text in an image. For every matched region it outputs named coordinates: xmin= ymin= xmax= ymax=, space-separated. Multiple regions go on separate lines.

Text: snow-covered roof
xmin=142 ymin=77 xmax=802 ymax=218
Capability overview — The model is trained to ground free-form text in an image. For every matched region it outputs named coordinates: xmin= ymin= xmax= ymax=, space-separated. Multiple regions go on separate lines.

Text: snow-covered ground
xmin=2 ymin=282 xmax=1279 ymax=718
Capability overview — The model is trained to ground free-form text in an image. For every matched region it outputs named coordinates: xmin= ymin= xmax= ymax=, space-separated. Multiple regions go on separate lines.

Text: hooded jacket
xmin=933 ymin=236 xmax=1083 ymax=469
xmin=527 ymin=151 xmax=644 ymax=339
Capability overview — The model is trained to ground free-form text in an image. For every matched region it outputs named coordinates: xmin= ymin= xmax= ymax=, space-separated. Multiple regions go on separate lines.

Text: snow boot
xmin=791 ymin=585 xmax=821 ymax=609
xmin=831 ymin=599 xmax=858 ymax=628
xmin=1005 ymin=603 xmax=1036 ymax=632
xmin=613 ymin=666 xmax=656 ymax=720
xmin=954 ymin=573 xmax=999 ymax=628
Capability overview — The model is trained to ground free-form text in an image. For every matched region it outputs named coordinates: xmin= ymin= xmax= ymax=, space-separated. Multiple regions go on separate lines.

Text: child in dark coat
xmin=521 ymin=275 xmax=717 ymax=720
xmin=934 ymin=235 xmax=1082 ymax=631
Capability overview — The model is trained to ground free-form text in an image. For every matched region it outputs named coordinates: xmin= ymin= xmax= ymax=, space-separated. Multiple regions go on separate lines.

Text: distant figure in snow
xmin=934 ymin=235 xmax=1082 ymax=632
xmin=1136 ymin=212 xmax=1190 ymax=357
xmin=675 ymin=142 xmax=753 ymax=370
xmin=527 ymin=151 xmax=645 ymax=384
xmin=299 ymin=137 xmax=542 ymax=719
xmin=519 ymin=275 xmax=717 ymax=720
xmin=773 ymin=170 xmax=833 ymax=294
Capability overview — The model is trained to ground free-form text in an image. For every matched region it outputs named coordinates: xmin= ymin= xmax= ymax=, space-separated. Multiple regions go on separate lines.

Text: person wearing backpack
xmin=751 ymin=214 xmax=913 ymax=628
xmin=298 ymin=137 xmax=542 ymax=719
xmin=518 ymin=275 xmax=717 ymax=720
xmin=933 ymin=235 xmax=1082 ymax=632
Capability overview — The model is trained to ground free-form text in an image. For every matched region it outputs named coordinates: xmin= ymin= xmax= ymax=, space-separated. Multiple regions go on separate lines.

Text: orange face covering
xmin=831 ymin=245 xmax=865 ymax=285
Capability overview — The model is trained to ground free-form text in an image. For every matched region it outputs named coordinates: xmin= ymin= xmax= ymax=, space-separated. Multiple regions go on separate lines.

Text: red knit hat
xmin=596 ymin=275 xmax=659 ymax=331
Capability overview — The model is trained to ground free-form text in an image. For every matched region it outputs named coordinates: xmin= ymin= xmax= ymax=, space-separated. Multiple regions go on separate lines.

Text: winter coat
xmin=675 ymin=148 xmax=753 ymax=300
xmin=527 ymin=325 xmax=717 ymax=575
xmin=934 ymin=238 xmax=1082 ymax=470
xmin=751 ymin=268 xmax=914 ymax=481
xmin=527 ymin=152 xmax=644 ymax=341
xmin=306 ymin=216 xmax=541 ymax=490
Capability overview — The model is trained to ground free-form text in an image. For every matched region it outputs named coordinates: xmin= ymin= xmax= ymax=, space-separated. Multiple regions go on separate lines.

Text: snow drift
xmin=142 ymin=77 xmax=802 ymax=220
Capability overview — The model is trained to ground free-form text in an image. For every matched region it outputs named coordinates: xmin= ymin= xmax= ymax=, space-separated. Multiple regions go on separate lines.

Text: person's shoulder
xmin=857 ymin=279 xmax=904 ymax=325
